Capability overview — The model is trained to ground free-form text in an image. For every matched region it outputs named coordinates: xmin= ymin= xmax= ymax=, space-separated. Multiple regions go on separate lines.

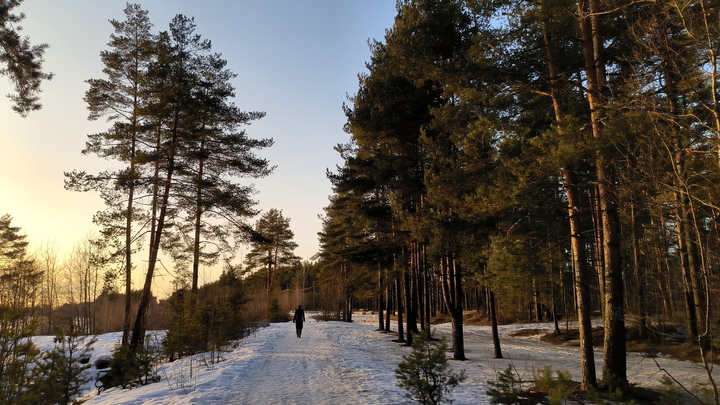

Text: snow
xmin=36 ymin=314 xmax=718 ymax=404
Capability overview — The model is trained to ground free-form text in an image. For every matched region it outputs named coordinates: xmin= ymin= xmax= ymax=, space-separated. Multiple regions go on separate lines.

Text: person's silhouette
xmin=293 ymin=305 xmax=305 ymax=338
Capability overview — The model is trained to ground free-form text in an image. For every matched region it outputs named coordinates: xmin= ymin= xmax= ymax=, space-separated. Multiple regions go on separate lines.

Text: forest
xmin=317 ymin=0 xmax=720 ymax=396
xmin=2 ymin=0 xmax=720 ymax=403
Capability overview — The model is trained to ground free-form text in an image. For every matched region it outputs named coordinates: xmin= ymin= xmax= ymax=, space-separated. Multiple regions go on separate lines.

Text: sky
xmin=0 ymin=1 xmax=397 ymax=292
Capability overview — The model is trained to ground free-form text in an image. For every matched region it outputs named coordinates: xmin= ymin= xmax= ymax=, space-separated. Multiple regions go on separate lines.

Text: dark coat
xmin=293 ymin=308 xmax=305 ymax=329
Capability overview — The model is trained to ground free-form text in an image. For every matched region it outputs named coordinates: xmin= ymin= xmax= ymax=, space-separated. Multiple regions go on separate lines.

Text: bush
xmin=535 ymin=366 xmax=574 ymax=405
xmin=395 ymin=335 xmax=466 ymax=405
xmin=268 ymin=299 xmax=288 ymax=322
xmin=486 ymin=366 xmax=530 ymax=405
xmin=23 ymin=330 xmax=94 ymax=405
xmin=658 ymin=375 xmax=683 ymax=405
xmin=164 ymin=270 xmax=249 ymax=360
xmin=0 ymin=308 xmax=42 ymax=403
xmin=583 ymin=371 xmax=627 ymax=403
xmin=104 ymin=335 xmax=162 ymax=390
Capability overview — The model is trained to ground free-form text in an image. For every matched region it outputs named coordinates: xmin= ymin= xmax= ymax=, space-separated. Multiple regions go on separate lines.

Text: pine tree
xmin=341 ymin=0 xmax=478 ymax=356
xmin=590 ymin=5 xmax=626 ymax=389
xmin=395 ymin=336 xmax=466 ymax=405
xmin=164 ymin=267 xmax=247 ymax=359
xmin=64 ymin=8 xmax=273 ymax=354
xmin=171 ymin=50 xmax=272 ymax=294
xmin=23 ymin=331 xmax=94 ymax=405
xmin=317 ymin=186 xmax=382 ymax=323
xmin=0 ymin=0 xmax=52 ymax=115
xmin=244 ymin=209 xmax=299 ymax=298
xmin=0 ymin=215 xmax=42 ymax=403
xmin=72 ymin=3 xmax=155 ymax=346
xmin=387 ymin=0 xmax=479 ymax=359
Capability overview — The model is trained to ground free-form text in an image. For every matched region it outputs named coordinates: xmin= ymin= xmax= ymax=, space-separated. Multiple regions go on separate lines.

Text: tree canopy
xmin=0 ymin=0 xmax=52 ymax=115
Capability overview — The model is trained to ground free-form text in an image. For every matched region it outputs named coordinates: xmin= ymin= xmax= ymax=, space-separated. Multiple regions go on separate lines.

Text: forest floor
xmin=534 ymin=325 xmax=720 ymax=365
xmin=446 ymin=311 xmax=718 ymax=365
xmin=34 ymin=313 xmax=718 ymax=404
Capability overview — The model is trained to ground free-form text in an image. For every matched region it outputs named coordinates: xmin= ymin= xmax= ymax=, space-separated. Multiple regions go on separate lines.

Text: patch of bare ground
xmin=508 ymin=328 xmax=547 ymax=338
xmin=539 ymin=326 xmax=720 ymax=364
xmin=539 ymin=327 xmax=604 ymax=347
xmin=464 ymin=312 xmax=491 ymax=326
xmin=428 ymin=312 xmax=491 ymax=326
xmin=429 ymin=313 xmax=452 ymax=325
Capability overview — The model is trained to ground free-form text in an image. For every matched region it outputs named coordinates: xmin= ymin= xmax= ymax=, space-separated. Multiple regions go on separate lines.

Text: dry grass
xmin=653 ymin=342 xmax=720 ymax=363
xmin=539 ymin=327 xmax=605 ymax=347
xmin=429 ymin=313 xmax=451 ymax=325
xmin=538 ymin=326 xmax=720 ymax=364
xmin=508 ymin=328 xmax=546 ymax=338
xmin=463 ymin=312 xmax=491 ymax=326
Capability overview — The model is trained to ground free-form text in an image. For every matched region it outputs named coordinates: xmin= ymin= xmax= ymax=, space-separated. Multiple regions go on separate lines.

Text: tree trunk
xmin=630 ymin=201 xmax=647 ymax=339
xmin=563 ymin=168 xmax=598 ymax=390
xmin=542 ymin=17 xmax=596 ymax=387
xmin=396 ymin=275 xmax=405 ymax=343
xmin=121 ymin=115 xmax=142 ymax=346
xmin=489 ymin=289 xmax=502 ymax=359
xmin=129 ymin=115 xmax=179 ymax=353
xmin=377 ymin=261 xmax=384 ymax=330
xmin=578 ymin=0 xmax=626 ymax=386
xmin=533 ymin=277 xmax=542 ymax=322
xmin=404 ymin=265 xmax=413 ymax=346
xmin=441 ymin=254 xmax=466 ymax=360
xmin=413 ymin=241 xmax=427 ymax=337
xmin=598 ymin=160 xmax=627 ymax=385
xmin=657 ymin=24 xmax=704 ymax=342
xmin=344 ymin=262 xmax=353 ymax=323
xmin=191 ymin=143 xmax=206 ymax=295
xmin=552 ymin=283 xmax=561 ymax=336
xmin=122 ymin=163 xmax=135 ymax=347
xmin=385 ymin=280 xmax=392 ymax=332
xmin=676 ymin=202 xmax=700 ymax=341
xmin=422 ymin=244 xmax=431 ymax=338
xmin=129 ymin=174 xmax=171 ymax=352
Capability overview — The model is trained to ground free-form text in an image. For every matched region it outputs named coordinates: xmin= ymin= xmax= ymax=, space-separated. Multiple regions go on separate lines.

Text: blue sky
xmin=0 ymin=1 xmax=397 ymax=290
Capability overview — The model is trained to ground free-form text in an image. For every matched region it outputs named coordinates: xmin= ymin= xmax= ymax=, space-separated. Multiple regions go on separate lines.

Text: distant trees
xmin=63 ymin=238 xmax=103 ymax=335
xmin=0 ymin=214 xmax=42 ymax=403
xmin=245 ymin=209 xmax=299 ymax=298
xmin=0 ymin=216 xmax=95 ymax=405
xmin=0 ymin=0 xmax=52 ymax=115
xmin=163 ymin=267 xmax=248 ymax=359
xmin=0 ymin=214 xmax=40 ymax=313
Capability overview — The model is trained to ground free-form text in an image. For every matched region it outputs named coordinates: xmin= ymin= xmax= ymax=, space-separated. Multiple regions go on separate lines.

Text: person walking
xmin=293 ymin=304 xmax=305 ymax=338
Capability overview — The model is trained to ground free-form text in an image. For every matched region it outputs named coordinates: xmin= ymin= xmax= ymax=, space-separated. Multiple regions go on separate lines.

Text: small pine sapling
xmin=486 ymin=365 xmax=530 ymax=405
xmin=395 ymin=335 xmax=466 ymax=405
xmin=24 ymin=330 xmax=94 ymax=405
xmin=535 ymin=366 xmax=574 ymax=405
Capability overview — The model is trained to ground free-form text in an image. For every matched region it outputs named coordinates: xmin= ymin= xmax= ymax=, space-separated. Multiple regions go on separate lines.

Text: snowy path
xmin=75 ymin=315 xmax=719 ymax=405
xmin=219 ymin=323 xmax=398 ymax=405
xmin=81 ymin=318 xmax=411 ymax=405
